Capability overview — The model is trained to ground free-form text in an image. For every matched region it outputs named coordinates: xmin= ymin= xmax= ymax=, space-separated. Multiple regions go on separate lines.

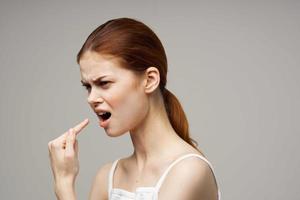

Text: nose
xmin=87 ymin=89 xmax=104 ymax=106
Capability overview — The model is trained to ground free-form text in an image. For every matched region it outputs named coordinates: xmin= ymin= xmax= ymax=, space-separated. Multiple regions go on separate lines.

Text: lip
xmin=94 ymin=108 xmax=110 ymax=114
xmin=99 ymin=117 xmax=110 ymax=128
xmin=94 ymin=108 xmax=111 ymax=128
xmin=98 ymin=114 xmax=111 ymax=128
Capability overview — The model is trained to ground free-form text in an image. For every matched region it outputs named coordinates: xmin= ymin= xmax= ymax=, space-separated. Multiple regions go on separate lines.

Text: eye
xmin=81 ymin=83 xmax=91 ymax=92
xmin=98 ymin=81 xmax=110 ymax=87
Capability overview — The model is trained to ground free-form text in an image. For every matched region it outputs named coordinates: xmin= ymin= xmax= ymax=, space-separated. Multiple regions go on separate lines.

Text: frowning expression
xmin=79 ymin=51 xmax=149 ymax=137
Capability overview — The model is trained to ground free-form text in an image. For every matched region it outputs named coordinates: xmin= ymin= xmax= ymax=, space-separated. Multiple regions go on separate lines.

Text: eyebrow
xmin=81 ymin=75 xmax=108 ymax=85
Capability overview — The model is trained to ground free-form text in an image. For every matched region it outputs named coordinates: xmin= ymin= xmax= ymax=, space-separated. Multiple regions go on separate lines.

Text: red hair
xmin=77 ymin=17 xmax=201 ymax=153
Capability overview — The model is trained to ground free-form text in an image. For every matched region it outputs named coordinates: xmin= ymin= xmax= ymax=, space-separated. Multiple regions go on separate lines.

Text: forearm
xmin=54 ymin=178 xmax=77 ymax=200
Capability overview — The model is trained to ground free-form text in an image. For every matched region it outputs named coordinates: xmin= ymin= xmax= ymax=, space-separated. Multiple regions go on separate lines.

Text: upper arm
xmin=88 ymin=162 xmax=113 ymax=200
xmin=158 ymin=157 xmax=218 ymax=200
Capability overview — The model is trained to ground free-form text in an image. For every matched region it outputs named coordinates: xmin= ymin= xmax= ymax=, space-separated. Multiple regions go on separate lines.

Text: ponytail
xmin=162 ymin=88 xmax=203 ymax=154
xmin=76 ymin=18 xmax=203 ymax=154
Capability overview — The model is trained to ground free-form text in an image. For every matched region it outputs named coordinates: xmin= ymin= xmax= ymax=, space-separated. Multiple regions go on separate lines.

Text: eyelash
xmin=82 ymin=81 xmax=110 ymax=91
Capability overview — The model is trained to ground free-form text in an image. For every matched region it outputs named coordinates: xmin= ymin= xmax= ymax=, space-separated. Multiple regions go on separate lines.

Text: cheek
xmin=109 ymin=85 xmax=148 ymax=128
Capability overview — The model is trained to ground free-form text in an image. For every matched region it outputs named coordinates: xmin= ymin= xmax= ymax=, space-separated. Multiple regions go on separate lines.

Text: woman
xmin=48 ymin=17 xmax=221 ymax=200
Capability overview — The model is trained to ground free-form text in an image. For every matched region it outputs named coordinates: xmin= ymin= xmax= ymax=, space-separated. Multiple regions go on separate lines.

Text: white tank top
xmin=108 ymin=153 xmax=221 ymax=200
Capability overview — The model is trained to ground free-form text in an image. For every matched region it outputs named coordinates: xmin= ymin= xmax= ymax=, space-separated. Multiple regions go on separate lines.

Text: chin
xmin=104 ymin=128 xmax=128 ymax=137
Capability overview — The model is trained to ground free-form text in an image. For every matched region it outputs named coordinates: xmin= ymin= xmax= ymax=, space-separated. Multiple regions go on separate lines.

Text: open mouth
xmin=98 ymin=112 xmax=111 ymax=121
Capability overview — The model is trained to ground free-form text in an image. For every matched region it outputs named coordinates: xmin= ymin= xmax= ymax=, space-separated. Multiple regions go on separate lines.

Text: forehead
xmin=79 ymin=51 xmax=127 ymax=81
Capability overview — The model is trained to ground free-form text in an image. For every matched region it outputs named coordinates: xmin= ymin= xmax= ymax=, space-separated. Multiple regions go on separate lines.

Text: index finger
xmin=73 ymin=118 xmax=89 ymax=135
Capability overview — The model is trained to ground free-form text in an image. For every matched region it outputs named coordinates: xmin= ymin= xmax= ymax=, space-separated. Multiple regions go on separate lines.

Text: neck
xmin=128 ymin=92 xmax=183 ymax=170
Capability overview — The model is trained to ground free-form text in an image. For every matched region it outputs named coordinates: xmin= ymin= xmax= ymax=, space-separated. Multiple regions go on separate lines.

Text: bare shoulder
xmin=88 ymin=161 xmax=114 ymax=200
xmin=159 ymin=155 xmax=219 ymax=200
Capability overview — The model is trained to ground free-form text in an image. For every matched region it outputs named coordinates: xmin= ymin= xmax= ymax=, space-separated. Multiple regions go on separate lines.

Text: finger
xmin=73 ymin=118 xmax=89 ymax=136
xmin=65 ymin=128 xmax=76 ymax=156
xmin=74 ymin=139 xmax=79 ymax=155
xmin=54 ymin=131 xmax=69 ymax=145
xmin=54 ymin=118 xmax=89 ymax=148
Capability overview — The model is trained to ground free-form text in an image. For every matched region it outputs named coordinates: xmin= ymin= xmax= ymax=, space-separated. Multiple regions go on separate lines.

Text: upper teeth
xmin=98 ymin=112 xmax=107 ymax=115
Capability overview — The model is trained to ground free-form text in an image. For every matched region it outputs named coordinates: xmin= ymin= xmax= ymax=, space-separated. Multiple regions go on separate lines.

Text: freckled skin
xmin=79 ymin=51 xmax=149 ymax=137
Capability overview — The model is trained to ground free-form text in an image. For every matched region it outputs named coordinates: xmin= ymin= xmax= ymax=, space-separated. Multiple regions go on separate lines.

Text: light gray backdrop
xmin=0 ymin=0 xmax=299 ymax=199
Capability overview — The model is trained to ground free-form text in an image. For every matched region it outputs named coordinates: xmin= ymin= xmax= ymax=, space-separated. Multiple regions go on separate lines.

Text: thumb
xmin=65 ymin=128 xmax=76 ymax=157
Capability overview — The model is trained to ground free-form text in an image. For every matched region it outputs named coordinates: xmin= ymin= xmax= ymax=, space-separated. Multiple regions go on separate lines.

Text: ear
xmin=143 ymin=67 xmax=160 ymax=94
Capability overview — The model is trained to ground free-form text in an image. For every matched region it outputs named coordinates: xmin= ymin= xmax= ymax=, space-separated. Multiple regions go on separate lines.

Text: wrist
xmin=54 ymin=178 xmax=76 ymax=200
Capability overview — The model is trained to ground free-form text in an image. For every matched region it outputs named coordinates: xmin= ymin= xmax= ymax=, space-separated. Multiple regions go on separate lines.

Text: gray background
xmin=0 ymin=0 xmax=299 ymax=199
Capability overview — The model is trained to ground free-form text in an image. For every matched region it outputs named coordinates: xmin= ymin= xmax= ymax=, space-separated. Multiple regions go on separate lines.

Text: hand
xmin=48 ymin=118 xmax=89 ymax=185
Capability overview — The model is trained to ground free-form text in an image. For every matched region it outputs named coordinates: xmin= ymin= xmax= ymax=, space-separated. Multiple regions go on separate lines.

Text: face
xmin=79 ymin=51 xmax=149 ymax=137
